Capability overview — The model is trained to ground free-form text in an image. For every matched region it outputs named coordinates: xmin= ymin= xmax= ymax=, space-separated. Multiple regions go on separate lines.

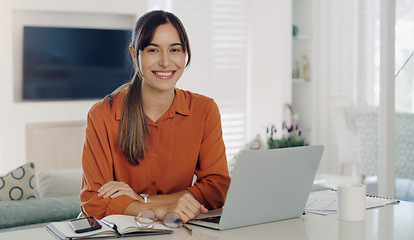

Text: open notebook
xmin=305 ymin=190 xmax=400 ymax=215
xmin=46 ymin=215 xmax=172 ymax=239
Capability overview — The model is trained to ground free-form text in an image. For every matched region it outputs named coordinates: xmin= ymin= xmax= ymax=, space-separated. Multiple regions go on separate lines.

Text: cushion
xmin=0 ymin=162 xmax=39 ymax=201
xmin=228 ymin=134 xmax=266 ymax=176
xmin=0 ymin=195 xmax=80 ymax=229
xmin=38 ymin=168 xmax=83 ymax=198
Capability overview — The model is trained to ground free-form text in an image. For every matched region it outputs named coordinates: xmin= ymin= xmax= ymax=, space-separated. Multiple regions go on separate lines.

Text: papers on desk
xmin=305 ymin=190 xmax=400 ymax=215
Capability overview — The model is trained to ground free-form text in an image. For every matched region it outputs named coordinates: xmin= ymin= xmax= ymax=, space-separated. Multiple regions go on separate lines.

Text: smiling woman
xmin=137 ymin=23 xmax=187 ymax=102
xmin=80 ymin=10 xmax=231 ymax=223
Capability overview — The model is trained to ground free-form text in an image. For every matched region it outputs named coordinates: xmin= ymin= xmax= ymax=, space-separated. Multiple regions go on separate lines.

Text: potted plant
xmin=266 ymin=104 xmax=307 ymax=149
xmin=266 ymin=122 xmax=307 ymax=149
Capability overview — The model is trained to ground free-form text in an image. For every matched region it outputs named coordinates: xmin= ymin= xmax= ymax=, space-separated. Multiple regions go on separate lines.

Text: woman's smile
xmin=153 ymin=70 xmax=176 ymax=79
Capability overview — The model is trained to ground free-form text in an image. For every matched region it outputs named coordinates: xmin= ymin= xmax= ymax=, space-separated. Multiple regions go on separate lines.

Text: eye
xmin=170 ymin=47 xmax=183 ymax=53
xmin=146 ymin=48 xmax=159 ymax=53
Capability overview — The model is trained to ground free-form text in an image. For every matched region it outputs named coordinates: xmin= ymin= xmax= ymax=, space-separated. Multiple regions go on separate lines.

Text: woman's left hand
xmin=159 ymin=192 xmax=208 ymax=223
xmin=98 ymin=181 xmax=140 ymax=200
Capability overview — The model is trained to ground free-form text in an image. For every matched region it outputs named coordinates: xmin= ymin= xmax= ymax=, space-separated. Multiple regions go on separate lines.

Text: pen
xmin=101 ymin=219 xmax=122 ymax=237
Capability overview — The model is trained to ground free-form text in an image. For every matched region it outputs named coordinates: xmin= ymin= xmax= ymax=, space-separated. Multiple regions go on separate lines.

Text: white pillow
xmin=228 ymin=134 xmax=266 ymax=176
xmin=38 ymin=168 xmax=83 ymax=198
xmin=0 ymin=162 xmax=40 ymax=201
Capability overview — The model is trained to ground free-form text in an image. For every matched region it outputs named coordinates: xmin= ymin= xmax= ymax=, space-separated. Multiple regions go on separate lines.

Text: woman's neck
xmin=141 ymin=85 xmax=175 ymax=122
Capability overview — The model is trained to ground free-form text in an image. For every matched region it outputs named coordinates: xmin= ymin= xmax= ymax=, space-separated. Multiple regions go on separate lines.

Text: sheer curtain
xmin=325 ymin=0 xmax=414 ymax=200
xmin=325 ymin=0 xmax=379 ymax=176
xmin=147 ymin=0 xmax=249 ymax=159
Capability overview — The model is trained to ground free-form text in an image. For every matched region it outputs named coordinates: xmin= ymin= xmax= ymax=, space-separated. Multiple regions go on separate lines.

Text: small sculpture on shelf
xmin=303 ymin=55 xmax=309 ymax=79
xmin=295 ymin=61 xmax=300 ymax=79
xmin=292 ymin=25 xmax=298 ymax=37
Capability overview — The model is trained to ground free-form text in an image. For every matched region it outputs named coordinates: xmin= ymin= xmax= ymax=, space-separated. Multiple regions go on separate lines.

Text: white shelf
xmin=293 ymin=35 xmax=312 ymax=40
xmin=292 ymin=78 xmax=310 ymax=83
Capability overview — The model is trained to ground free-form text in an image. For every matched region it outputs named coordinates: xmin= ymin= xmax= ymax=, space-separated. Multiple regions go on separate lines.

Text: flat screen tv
xmin=22 ymin=26 xmax=133 ymax=100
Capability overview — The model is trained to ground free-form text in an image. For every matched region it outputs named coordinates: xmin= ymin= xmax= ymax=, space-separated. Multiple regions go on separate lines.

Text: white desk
xmin=1 ymin=201 xmax=413 ymax=240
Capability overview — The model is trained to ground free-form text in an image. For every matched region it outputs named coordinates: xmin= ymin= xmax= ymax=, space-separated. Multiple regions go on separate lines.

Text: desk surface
xmin=2 ymin=201 xmax=413 ymax=240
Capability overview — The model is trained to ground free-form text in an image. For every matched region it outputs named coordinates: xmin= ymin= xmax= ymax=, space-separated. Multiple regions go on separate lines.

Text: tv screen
xmin=22 ymin=26 xmax=133 ymax=100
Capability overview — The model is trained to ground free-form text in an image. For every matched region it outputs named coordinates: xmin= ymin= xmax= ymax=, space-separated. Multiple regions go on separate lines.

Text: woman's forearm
xmin=123 ymin=190 xmax=190 ymax=217
xmin=123 ymin=190 xmax=207 ymax=222
xmin=144 ymin=190 xmax=191 ymax=204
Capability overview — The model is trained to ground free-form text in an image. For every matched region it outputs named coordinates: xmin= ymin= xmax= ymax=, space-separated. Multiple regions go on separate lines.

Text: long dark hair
xmin=105 ymin=10 xmax=191 ymax=165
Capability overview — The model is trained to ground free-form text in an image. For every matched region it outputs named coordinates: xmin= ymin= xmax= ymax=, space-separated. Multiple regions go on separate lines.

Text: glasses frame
xmin=135 ymin=209 xmax=192 ymax=235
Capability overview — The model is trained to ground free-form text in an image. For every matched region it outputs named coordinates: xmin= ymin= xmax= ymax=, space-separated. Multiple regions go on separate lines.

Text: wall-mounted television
xmin=22 ymin=26 xmax=133 ymax=100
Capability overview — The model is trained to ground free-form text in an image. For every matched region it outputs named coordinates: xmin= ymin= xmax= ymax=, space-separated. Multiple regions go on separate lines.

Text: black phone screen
xmin=69 ymin=217 xmax=102 ymax=233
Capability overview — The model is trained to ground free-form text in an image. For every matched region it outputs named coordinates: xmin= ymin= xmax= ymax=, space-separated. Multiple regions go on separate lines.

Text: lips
xmin=153 ymin=71 xmax=175 ymax=79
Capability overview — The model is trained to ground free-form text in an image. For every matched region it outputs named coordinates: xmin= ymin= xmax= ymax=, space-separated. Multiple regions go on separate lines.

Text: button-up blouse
xmin=80 ymin=88 xmax=231 ymax=219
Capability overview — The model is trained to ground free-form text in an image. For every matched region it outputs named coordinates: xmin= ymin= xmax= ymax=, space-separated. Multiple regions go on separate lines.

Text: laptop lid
xmin=190 ymin=145 xmax=323 ymax=230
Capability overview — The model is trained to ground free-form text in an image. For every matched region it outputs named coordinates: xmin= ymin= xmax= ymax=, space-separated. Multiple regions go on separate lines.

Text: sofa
xmin=0 ymin=164 xmax=82 ymax=232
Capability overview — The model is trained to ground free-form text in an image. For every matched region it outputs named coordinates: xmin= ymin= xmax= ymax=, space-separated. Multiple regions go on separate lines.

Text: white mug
xmin=337 ymin=184 xmax=366 ymax=221
xmin=338 ymin=220 xmax=366 ymax=240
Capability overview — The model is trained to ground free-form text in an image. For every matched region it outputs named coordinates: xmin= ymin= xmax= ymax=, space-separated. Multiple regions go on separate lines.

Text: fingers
xmin=200 ymin=205 xmax=209 ymax=214
xmin=171 ymin=193 xmax=205 ymax=223
xmin=98 ymin=181 xmax=120 ymax=198
xmin=97 ymin=181 xmax=139 ymax=200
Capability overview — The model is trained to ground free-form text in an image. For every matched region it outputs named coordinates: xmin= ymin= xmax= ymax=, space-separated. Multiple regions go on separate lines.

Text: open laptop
xmin=188 ymin=145 xmax=324 ymax=230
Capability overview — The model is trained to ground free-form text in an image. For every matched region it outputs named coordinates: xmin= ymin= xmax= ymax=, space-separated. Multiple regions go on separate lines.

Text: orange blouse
xmin=80 ymin=88 xmax=231 ymax=219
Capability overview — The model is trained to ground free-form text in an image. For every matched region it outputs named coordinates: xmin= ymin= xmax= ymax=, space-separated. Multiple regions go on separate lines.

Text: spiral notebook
xmin=305 ymin=190 xmax=400 ymax=215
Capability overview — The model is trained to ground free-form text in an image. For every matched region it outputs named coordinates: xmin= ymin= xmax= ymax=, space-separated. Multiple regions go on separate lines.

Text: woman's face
xmin=138 ymin=22 xmax=186 ymax=93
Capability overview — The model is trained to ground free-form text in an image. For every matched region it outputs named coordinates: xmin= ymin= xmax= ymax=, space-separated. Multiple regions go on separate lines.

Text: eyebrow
xmin=147 ymin=43 xmax=183 ymax=47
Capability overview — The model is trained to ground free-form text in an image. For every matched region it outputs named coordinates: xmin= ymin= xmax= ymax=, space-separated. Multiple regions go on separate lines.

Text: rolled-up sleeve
xmin=187 ymin=100 xmax=231 ymax=209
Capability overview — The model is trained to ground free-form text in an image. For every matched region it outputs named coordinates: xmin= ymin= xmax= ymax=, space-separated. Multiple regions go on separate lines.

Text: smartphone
xmin=69 ymin=216 xmax=102 ymax=233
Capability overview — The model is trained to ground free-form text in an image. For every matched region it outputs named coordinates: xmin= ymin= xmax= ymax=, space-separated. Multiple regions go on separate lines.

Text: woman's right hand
xmin=98 ymin=181 xmax=140 ymax=200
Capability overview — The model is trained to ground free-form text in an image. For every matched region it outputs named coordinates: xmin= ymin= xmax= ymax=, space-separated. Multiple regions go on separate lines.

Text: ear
xmin=129 ymin=45 xmax=137 ymax=64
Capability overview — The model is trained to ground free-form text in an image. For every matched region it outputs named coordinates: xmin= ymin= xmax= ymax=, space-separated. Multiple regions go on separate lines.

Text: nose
xmin=159 ymin=52 xmax=170 ymax=68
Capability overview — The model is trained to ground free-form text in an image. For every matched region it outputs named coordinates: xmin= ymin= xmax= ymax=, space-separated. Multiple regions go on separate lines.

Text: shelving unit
xmin=291 ymin=0 xmax=315 ymax=143
xmin=293 ymin=35 xmax=312 ymax=40
xmin=292 ymin=78 xmax=310 ymax=83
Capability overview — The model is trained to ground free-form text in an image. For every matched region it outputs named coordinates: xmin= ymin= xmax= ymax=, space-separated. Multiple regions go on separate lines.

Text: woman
xmin=80 ymin=10 xmax=231 ymax=223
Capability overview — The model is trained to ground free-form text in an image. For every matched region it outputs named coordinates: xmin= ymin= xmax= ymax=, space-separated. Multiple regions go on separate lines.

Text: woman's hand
xmin=158 ymin=192 xmax=208 ymax=223
xmin=98 ymin=181 xmax=140 ymax=200
xmin=123 ymin=190 xmax=208 ymax=223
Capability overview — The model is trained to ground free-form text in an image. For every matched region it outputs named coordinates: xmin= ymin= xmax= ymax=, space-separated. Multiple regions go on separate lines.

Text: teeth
xmin=155 ymin=71 xmax=173 ymax=76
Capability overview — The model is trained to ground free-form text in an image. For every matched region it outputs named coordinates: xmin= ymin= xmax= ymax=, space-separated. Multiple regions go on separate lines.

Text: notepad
xmin=46 ymin=215 xmax=172 ymax=240
xmin=305 ymin=190 xmax=400 ymax=215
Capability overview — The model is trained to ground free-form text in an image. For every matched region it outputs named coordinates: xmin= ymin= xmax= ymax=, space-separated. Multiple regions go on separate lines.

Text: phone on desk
xmin=69 ymin=216 xmax=102 ymax=233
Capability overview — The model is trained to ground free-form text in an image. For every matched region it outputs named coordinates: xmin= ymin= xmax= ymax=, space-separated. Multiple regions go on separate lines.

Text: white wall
xmin=0 ymin=0 xmax=145 ymax=173
xmin=247 ymin=0 xmax=292 ymax=141
xmin=0 ymin=0 xmax=292 ymax=173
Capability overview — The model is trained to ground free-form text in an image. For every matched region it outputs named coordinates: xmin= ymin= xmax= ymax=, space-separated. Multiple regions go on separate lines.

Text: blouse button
xmin=153 ymin=153 xmax=158 ymax=158
xmin=151 ymin=181 xmax=156 ymax=186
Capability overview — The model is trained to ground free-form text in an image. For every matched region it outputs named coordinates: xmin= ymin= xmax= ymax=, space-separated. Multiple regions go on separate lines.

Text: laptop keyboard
xmin=198 ymin=215 xmax=221 ymax=223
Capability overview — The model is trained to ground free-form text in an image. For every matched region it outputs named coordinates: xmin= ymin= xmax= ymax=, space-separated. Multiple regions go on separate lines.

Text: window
xmin=395 ymin=0 xmax=414 ymax=114
xmin=325 ymin=0 xmax=380 ymax=176
xmin=148 ymin=0 xmax=249 ymax=160
xmin=326 ymin=0 xmax=414 ymax=199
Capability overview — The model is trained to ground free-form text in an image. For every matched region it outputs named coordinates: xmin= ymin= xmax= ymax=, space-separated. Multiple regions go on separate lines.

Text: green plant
xmin=266 ymin=121 xmax=307 ymax=149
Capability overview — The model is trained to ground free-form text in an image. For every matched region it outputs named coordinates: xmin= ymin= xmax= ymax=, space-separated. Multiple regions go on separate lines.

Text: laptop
xmin=188 ymin=145 xmax=324 ymax=230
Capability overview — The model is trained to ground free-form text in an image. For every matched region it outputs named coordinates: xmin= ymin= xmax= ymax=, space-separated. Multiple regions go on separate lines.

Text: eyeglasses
xmin=135 ymin=209 xmax=192 ymax=235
